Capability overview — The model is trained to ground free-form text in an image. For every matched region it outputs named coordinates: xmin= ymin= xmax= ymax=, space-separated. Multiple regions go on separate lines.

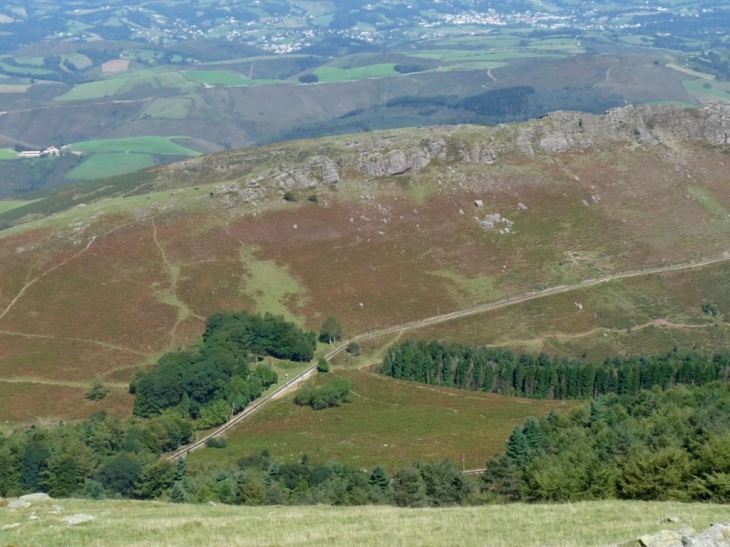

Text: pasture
xmin=70 ymin=136 xmax=200 ymax=156
xmin=66 ymin=152 xmax=155 ymax=180
xmin=314 ymin=63 xmax=399 ymax=82
xmin=183 ymin=70 xmax=255 ymax=86
xmin=196 ymin=369 xmax=573 ymax=470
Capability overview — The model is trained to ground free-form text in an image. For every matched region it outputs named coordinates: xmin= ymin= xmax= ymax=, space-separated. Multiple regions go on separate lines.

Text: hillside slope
xmin=1 ymin=102 xmax=730 ymax=423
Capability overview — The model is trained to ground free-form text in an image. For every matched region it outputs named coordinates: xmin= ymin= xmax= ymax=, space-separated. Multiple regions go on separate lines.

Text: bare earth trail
xmin=167 ymin=253 xmax=730 ymax=460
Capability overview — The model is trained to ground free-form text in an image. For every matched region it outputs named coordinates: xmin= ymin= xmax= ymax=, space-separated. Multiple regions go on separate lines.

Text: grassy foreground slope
xmin=0 ymin=498 xmax=728 ymax=547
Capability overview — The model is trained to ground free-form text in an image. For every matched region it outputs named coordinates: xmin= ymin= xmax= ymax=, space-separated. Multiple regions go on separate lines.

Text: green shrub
xmin=283 ymin=191 xmax=297 ymax=202
xmin=295 ymin=377 xmax=352 ymax=410
xmin=317 ymin=358 xmax=330 ymax=373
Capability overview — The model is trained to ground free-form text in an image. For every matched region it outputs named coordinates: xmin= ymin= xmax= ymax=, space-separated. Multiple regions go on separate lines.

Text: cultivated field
xmin=0 ymin=498 xmax=728 ymax=547
xmin=67 ymin=137 xmax=200 ymax=179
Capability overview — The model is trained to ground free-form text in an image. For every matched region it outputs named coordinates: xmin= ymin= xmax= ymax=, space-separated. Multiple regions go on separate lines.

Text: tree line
xmin=380 ymin=340 xmax=730 ymax=399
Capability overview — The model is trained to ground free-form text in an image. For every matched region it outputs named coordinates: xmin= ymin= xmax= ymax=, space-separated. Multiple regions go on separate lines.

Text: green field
xmin=0 ymin=200 xmax=30 ymax=213
xmin=193 ymin=369 xmax=573 ymax=470
xmin=0 ymin=148 xmax=18 ymax=160
xmin=70 ymin=136 xmax=200 ymax=156
xmin=54 ymin=77 xmax=130 ymax=101
xmin=61 ymin=53 xmax=93 ymax=70
xmin=66 ymin=137 xmax=200 ymax=180
xmin=0 ymin=61 xmax=54 ymax=76
xmin=142 ymin=97 xmax=193 ymax=119
xmin=0 ymin=498 xmax=728 ymax=547
xmin=182 ymin=70 xmax=255 ymax=86
xmin=314 ymin=63 xmax=399 ymax=82
xmin=682 ymin=79 xmax=730 ymax=102
xmin=66 ymin=152 xmax=155 ymax=180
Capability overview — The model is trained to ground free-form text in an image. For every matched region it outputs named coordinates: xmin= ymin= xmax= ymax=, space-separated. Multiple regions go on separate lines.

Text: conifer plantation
xmin=380 ymin=340 xmax=730 ymax=399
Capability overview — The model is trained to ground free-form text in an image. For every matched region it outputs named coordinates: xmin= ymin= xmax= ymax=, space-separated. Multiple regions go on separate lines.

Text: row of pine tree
xmin=380 ymin=340 xmax=730 ymax=399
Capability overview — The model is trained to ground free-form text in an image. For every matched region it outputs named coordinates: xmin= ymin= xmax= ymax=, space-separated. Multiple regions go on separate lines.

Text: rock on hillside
xmin=156 ymin=102 xmax=730 ymax=206
xmin=619 ymin=522 xmax=730 ymax=547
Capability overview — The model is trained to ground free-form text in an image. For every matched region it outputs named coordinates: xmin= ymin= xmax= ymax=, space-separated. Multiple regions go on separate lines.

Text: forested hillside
xmin=482 ymin=383 xmax=730 ymax=503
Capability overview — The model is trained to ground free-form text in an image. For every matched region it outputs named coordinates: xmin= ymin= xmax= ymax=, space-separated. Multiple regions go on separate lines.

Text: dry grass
xmin=0 ymin=498 xmax=728 ymax=547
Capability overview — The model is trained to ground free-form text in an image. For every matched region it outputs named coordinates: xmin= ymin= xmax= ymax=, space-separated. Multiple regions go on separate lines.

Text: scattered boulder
xmin=64 ymin=514 xmax=95 ymax=526
xmin=518 ymin=202 xmax=528 ymax=210
xmin=474 ymin=200 xmax=484 ymax=209
xmin=618 ymin=523 xmax=730 ymax=547
xmin=20 ymin=493 xmax=52 ymax=502
xmin=1 ymin=523 xmax=20 ymax=530
xmin=7 ymin=499 xmax=31 ymax=509
xmin=682 ymin=523 xmax=730 ymax=547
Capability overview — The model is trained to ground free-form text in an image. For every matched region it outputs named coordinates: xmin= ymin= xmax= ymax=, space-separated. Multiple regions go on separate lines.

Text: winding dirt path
xmin=167 ymin=253 xmax=730 ymax=460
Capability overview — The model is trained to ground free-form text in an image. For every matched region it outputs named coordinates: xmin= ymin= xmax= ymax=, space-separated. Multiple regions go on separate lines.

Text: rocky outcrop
xmin=272 ymin=155 xmax=340 ymax=189
xmin=197 ymin=102 xmax=730 ymax=205
xmin=619 ymin=522 xmax=730 ymax=547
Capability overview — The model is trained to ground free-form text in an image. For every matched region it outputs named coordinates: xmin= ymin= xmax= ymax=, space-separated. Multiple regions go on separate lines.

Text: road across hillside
xmin=167 ymin=253 xmax=730 ymax=461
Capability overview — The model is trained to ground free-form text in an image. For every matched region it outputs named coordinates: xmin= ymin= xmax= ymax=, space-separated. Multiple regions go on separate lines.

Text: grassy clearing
xmin=198 ymin=369 xmax=572 ymax=470
xmin=142 ymin=97 xmax=193 ymax=119
xmin=182 ymin=70 xmax=254 ymax=85
xmin=54 ymin=78 xmax=130 ymax=101
xmin=67 ymin=153 xmax=155 ymax=180
xmin=687 ymin=185 xmax=729 ymax=219
xmin=0 ymin=498 xmax=727 ymax=547
xmin=314 ymin=63 xmax=398 ymax=82
xmin=240 ymin=246 xmax=309 ymax=325
xmin=0 ymin=200 xmax=31 ymax=213
xmin=0 ymin=148 xmax=19 ymax=160
xmin=62 ymin=53 xmax=93 ymax=70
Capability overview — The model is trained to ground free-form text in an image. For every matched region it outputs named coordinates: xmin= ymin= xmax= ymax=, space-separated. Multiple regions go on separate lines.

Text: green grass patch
xmin=240 ymin=246 xmax=308 ymax=325
xmin=0 ymin=148 xmax=18 ymax=160
xmin=667 ymin=63 xmax=715 ymax=80
xmin=201 ymin=369 xmax=572 ymax=469
xmin=62 ymin=53 xmax=93 ymax=70
xmin=182 ymin=70 xmax=255 ymax=85
xmin=66 ymin=152 xmax=155 ymax=180
xmin=687 ymin=185 xmax=729 ymax=219
xmin=314 ymin=63 xmax=398 ymax=82
xmin=70 ymin=136 xmax=199 ymax=156
xmin=682 ymin=79 xmax=730 ymax=102
xmin=54 ymin=77 xmax=130 ymax=101
xmin=0 ymin=61 xmax=53 ymax=75
xmin=0 ymin=200 xmax=30 ymax=214
xmin=10 ymin=56 xmax=44 ymax=66
xmin=141 ymin=97 xmax=192 ymax=119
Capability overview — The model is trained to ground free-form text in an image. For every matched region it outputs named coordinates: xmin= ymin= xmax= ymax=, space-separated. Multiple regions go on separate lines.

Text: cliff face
xmin=161 ymin=101 xmax=730 ymax=204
